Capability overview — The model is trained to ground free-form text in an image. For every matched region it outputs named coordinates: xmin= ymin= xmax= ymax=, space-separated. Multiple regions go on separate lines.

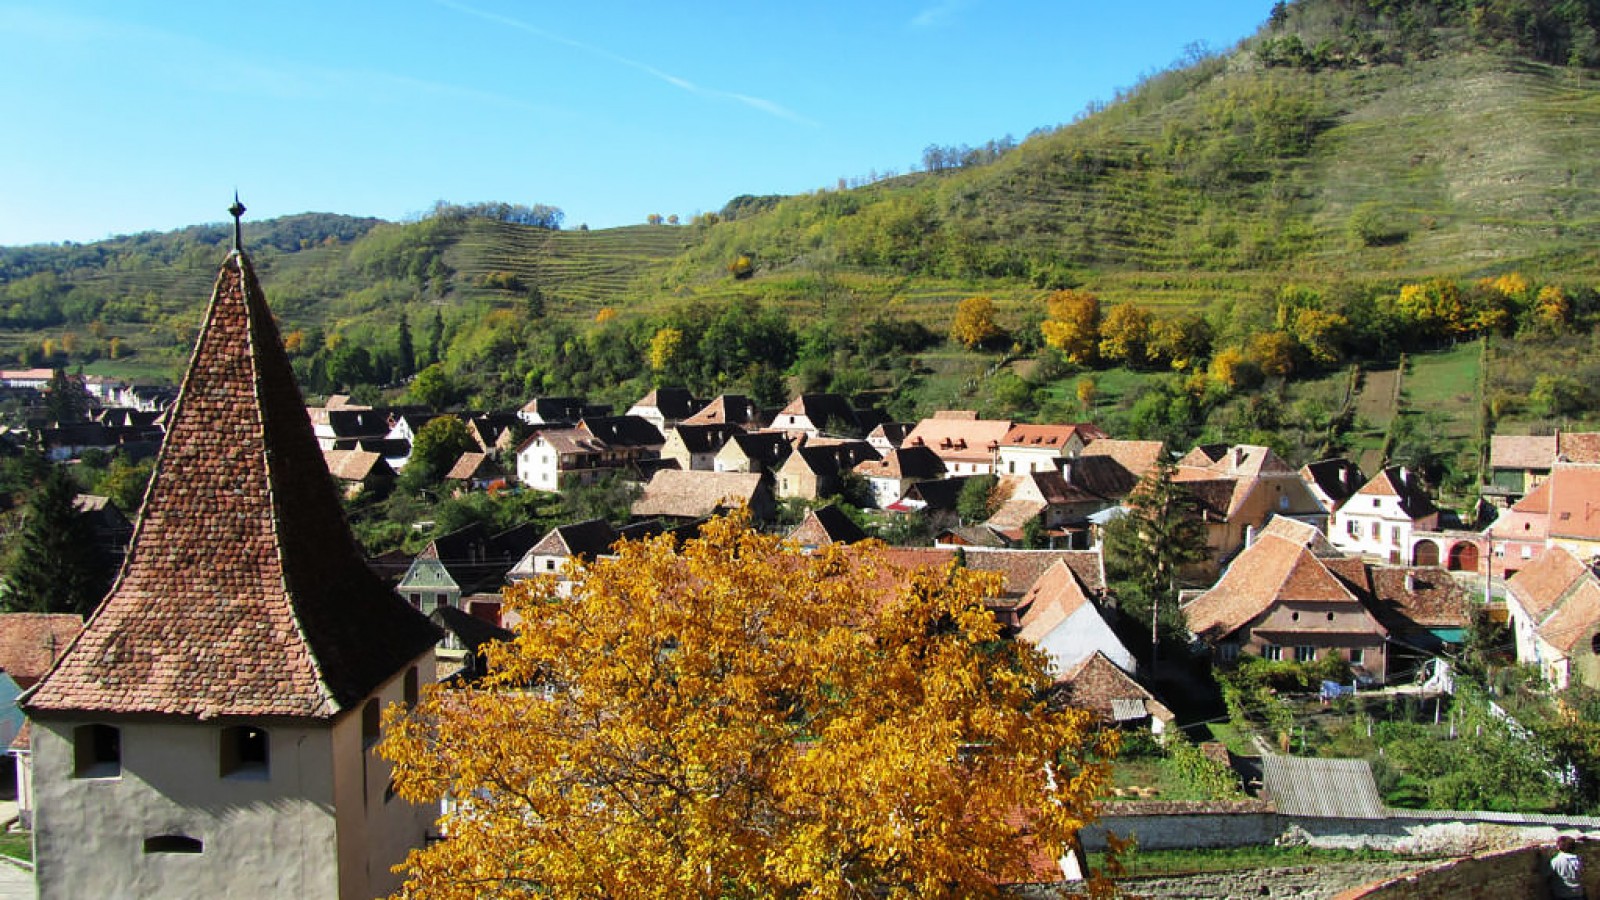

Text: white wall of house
xmin=31 ymin=657 xmax=435 ymax=900
xmin=1330 ymin=495 xmax=1437 ymax=563
xmin=1031 ymin=605 xmax=1137 ymax=679
xmin=516 ymin=438 xmax=560 ymax=492
xmin=995 ymin=440 xmax=1082 ymax=476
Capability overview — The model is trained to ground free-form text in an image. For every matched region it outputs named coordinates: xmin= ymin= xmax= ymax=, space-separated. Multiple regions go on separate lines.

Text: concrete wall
xmin=33 ymin=717 xmax=340 ymax=900
xmin=1335 ymin=837 xmax=1600 ymax=899
xmin=332 ymin=654 xmax=437 ymax=900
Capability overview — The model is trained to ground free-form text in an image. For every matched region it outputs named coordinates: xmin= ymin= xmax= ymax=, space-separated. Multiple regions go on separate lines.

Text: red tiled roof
xmin=1491 ymin=434 xmax=1557 ymax=470
xmin=1545 ymin=466 xmax=1600 ymax=541
xmin=1507 ymin=544 xmax=1591 ymax=622
xmin=1016 ymin=561 xmax=1092 ymax=644
xmin=26 ymin=252 xmax=439 ymax=720
xmin=1557 ymin=431 xmax=1600 ymax=464
xmin=1539 ymin=577 xmax=1600 ymax=653
xmin=1185 ymin=534 xmax=1362 ymax=640
xmin=0 ymin=614 xmax=82 ymax=688
xmin=1512 ymin=477 xmax=1553 ymax=515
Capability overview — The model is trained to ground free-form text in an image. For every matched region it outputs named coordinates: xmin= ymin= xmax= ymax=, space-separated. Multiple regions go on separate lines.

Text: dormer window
xmin=73 ymin=723 xmax=121 ymax=778
xmin=220 ymin=726 xmax=269 ymax=779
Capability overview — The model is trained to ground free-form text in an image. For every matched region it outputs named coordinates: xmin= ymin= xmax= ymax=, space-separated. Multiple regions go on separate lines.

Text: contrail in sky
xmin=435 ymin=0 xmax=816 ymax=126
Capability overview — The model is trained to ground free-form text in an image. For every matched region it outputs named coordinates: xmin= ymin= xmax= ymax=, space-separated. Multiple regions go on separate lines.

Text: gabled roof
xmin=722 ymin=431 xmax=794 ymax=469
xmin=1539 ymin=577 xmax=1600 ymax=653
xmin=1490 ymin=434 xmax=1557 ymax=470
xmin=1016 ymin=561 xmax=1094 ymax=645
xmin=670 ymin=423 xmax=745 ymax=455
xmin=26 ymin=251 xmax=439 ymax=720
xmin=999 ymin=423 xmax=1106 ymax=450
xmin=1545 ymin=466 xmax=1600 ymax=541
xmin=1557 ymin=431 xmax=1600 ymax=464
xmin=1354 ymin=466 xmax=1438 ymax=519
xmin=528 ymin=519 xmax=620 ymax=562
xmin=683 ymin=394 xmax=764 ymax=428
xmin=866 ymin=422 xmax=914 ymax=447
xmin=629 ymin=387 xmax=698 ymax=420
xmin=901 ymin=413 xmax=1012 ymax=461
xmin=1507 ymin=543 xmax=1593 ymax=622
xmin=1512 ymin=476 xmax=1554 ymax=515
xmin=324 ymin=448 xmax=391 ymax=482
xmin=1367 ymin=566 xmax=1471 ymax=631
xmin=632 ymin=470 xmax=766 ymax=520
xmin=0 ymin=614 xmax=82 ymax=689
xmin=853 ymin=446 xmax=945 ymax=481
xmin=444 ymin=451 xmax=505 ymax=483
xmin=787 ymin=504 xmax=869 ymax=547
xmin=1054 ymin=652 xmax=1171 ymax=725
xmin=1077 ymin=440 xmax=1164 ymax=487
xmin=1300 ymin=458 xmax=1366 ymax=510
xmin=787 ymin=440 xmax=880 ymax=477
xmin=1185 ymin=533 xmax=1365 ymax=641
xmin=776 ymin=394 xmax=859 ymax=432
xmin=578 ymin=415 xmax=665 ymax=448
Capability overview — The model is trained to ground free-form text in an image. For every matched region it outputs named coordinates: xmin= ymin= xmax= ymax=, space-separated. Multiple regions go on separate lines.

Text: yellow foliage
xmin=1533 ymin=284 xmax=1571 ymax=331
xmin=382 ymin=513 xmax=1115 ymax=899
xmin=1097 ymin=303 xmax=1153 ymax=365
xmin=950 ymin=295 xmax=1003 ymax=349
xmin=648 ymin=327 xmax=684 ymax=372
xmin=1289 ymin=308 xmax=1348 ymax=366
xmin=1208 ymin=345 xmax=1253 ymax=391
xmin=594 ymin=307 xmax=617 ymax=324
xmin=1039 ymin=289 xmax=1100 ymax=365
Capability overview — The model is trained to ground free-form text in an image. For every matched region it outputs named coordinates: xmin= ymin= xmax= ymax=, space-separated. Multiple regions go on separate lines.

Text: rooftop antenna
xmin=229 ymin=192 xmax=246 ymax=253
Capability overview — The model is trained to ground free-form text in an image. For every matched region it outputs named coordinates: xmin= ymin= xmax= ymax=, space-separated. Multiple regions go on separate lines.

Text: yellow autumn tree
xmin=382 ymin=513 xmax=1117 ymax=900
xmin=648 ymin=326 xmax=684 ymax=373
xmin=1040 ymin=289 xmax=1101 ymax=365
xmin=949 ymin=295 xmax=1005 ymax=349
xmin=1097 ymin=303 xmax=1153 ymax=366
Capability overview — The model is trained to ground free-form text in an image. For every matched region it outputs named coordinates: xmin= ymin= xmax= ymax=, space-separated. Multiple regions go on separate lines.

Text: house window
xmin=1370 ymin=522 xmax=1380 ymax=540
xmin=73 ymin=723 xmax=121 ymax=778
xmin=1219 ymin=643 xmax=1239 ymax=661
xmin=1372 ymin=498 xmax=1380 ymax=508
xmin=1279 ymin=495 xmax=1290 ymax=510
xmin=1350 ymin=647 xmax=1365 ymax=664
xmin=1295 ymin=645 xmax=1317 ymax=663
xmin=407 ymin=593 xmax=420 ymax=609
xmin=1521 ymin=545 xmax=1533 ymax=560
xmin=1592 ymin=633 xmax=1600 ymax=656
xmin=219 ymin=726 xmax=269 ymax=779
xmin=1262 ymin=645 xmax=1283 ymax=661
xmin=1346 ymin=519 xmax=1358 ymax=537
xmin=404 ymin=667 xmax=420 ymax=708
xmin=363 ymin=699 xmax=381 ymax=750
xmin=143 ymin=835 xmax=203 ymax=854
xmin=545 ymin=559 xmax=556 ymax=571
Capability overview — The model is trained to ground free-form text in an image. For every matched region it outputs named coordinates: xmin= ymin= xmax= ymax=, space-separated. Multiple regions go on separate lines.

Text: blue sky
xmin=0 ymin=2 xmax=1270 ymax=246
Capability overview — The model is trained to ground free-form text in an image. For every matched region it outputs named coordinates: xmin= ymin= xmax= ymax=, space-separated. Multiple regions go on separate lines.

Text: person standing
xmin=1552 ymin=835 xmax=1587 ymax=900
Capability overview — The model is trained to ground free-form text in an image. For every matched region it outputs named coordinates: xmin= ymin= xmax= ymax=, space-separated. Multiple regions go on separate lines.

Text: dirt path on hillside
xmin=1353 ymin=366 xmax=1401 ymax=472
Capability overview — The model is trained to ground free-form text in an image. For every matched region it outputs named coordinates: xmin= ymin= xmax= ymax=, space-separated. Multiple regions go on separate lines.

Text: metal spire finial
xmin=229 ymin=192 xmax=246 ymax=253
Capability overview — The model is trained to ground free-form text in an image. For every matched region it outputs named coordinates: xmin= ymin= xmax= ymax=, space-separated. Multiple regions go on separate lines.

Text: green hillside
xmin=3 ymin=0 xmax=1600 ymax=486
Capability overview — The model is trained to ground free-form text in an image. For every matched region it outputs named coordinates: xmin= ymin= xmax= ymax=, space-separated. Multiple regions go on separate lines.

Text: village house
xmin=1544 ymin=465 xmax=1600 ymax=560
xmin=994 ymin=423 xmax=1106 ymax=475
xmin=1484 ymin=430 xmax=1600 ymax=507
xmin=397 ymin=522 xmax=538 ymax=634
xmin=1504 ymin=545 xmax=1600 ymax=690
xmin=1052 ymin=653 xmax=1175 ymax=735
xmin=463 ymin=411 xmax=522 ymax=455
xmin=1329 ymin=466 xmax=1439 ymax=564
xmin=20 ymin=240 xmax=441 ymax=899
xmin=517 ymin=396 xmax=608 ymax=427
xmin=442 ymin=450 xmax=507 ymax=494
xmin=312 ymin=405 xmax=392 ymax=452
xmin=852 ymin=445 xmax=945 ymax=508
xmin=1074 ymin=439 xmax=1165 ymax=498
xmin=1174 ymin=444 xmax=1330 ymax=566
xmin=509 ymin=519 xmax=622 ymax=583
xmin=786 ymin=504 xmax=869 ymax=550
xmin=775 ymin=438 xmax=879 ymax=501
xmin=682 ymin=393 xmax=766 ymax=429
xmin=771 ymin=393 xmax=876 ymax=438
xmin=1299 ymin=458 xmax=1366 ymax=517
xmin=1015 ymin=560 xmax=1137 ymax=678
xmin=322 ymin=447 xmax=396 ymax=499
xmin=984 ymin=470 xmax=1113 ymax=549
xmin=714 ymin=430 xmax=794 ymax=474
xmin=1185 ymin=517 xmax=1394 ymax=681
xmin=513 ymin=416 xmax=664 ymax=493
xmin=2 ymin=614 xmax=85 ymax=830
xmin=866 ymin=421 xmax=914 ymax=455
xmin=1486 ymin=477 xmax=1552 ymax=579
xmin=662 ymin=422 xmax=745 ymax=472
xmin=626 ymin=387 xmax=699 ymax=434
xmin=900 ymin=411 xmax=1012 ymax=476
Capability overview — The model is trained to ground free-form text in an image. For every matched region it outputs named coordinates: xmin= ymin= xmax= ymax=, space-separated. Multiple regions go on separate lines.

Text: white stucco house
xmin=1329 ymin=466 xmax=1439 ymax=564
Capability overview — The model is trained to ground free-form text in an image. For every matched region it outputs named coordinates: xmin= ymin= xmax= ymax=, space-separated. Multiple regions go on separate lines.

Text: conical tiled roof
xmin=26 ymin=251 xmax=439 ymax=720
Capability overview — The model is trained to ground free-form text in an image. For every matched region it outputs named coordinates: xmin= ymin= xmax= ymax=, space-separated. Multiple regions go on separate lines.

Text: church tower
xmin=22 ymin=203 xmax=441 ymax=899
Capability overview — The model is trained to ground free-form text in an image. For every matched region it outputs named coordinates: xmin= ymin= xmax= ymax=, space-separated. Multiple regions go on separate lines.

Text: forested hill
xmin=4 ymin=0 xmax=1600 ymax=406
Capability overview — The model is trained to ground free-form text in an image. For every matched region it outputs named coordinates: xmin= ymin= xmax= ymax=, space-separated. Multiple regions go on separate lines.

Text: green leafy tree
xmin=408 ymin=363 xmax=455 ymax=412
xmin=3 ymin=465 xmax=110 ymax=615
xmin=94 ymin=455 xmax=154 ymax=514
xmin=395 ymin=312 xmax=416 ymax=380
xmin=400 ymin=415 xmax=476 ymax=494
xmin=44 ymin=368 xmax=88 ymax=424
xmin=956 ymin=474 xmax=999 ymax=525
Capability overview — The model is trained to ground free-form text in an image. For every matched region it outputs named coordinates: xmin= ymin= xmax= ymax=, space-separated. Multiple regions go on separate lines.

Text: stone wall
xmin=1332 ymin=838 xmax=1600 ymax=899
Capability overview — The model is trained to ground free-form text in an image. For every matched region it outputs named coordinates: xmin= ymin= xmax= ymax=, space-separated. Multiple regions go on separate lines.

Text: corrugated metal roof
xmin=1110 ymin=698 xmax=1147 ymax=721
xmin=1261 ymin=756 xmax=1385 ymax=820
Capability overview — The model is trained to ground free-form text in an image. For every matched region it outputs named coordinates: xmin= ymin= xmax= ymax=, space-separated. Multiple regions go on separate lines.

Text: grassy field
xmin=0 ymin=832 xmax=30 ymax=864
xmin=1087 ymin=845 xmax=1427 ymax=878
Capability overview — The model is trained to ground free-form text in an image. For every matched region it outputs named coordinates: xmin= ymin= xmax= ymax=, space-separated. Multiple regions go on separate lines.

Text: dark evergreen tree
xmin=1101 ymin=453 xmax=1209 ymax=671
xmin=43 ymin=368 xmax=88 ymax=424
xmin=427 ymin=309 xmax=445 ymax=367
xmin=3 ymin=465 xmax=110 ymax=615
xmin=396 ymin=312 xmax=416 ymax=381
